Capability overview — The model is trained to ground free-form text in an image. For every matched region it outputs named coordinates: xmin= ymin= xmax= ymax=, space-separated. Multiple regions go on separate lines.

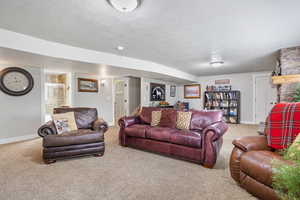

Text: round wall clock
xmin=0 ymin=67 xmax=34 ymax=96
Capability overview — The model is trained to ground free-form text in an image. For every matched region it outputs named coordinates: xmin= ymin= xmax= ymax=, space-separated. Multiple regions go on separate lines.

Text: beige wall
xmin=0 ymin=66 xmax=42 ymax=141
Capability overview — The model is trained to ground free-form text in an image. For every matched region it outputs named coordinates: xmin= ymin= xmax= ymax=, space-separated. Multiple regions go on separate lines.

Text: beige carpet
xmin=0 ymin=125 xmax=259 ymax=200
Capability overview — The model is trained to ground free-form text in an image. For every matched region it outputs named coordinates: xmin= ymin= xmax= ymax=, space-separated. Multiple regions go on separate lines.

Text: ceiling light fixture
xmin=210 ymin=61 xmax=224 ymax=67
xmin=107 ymin=0 xmax=141 ymax=13
xmin=116 ymin=46 xmax=125 ymax=51
xmin=210 ymin=51 xmax=224 ymax=67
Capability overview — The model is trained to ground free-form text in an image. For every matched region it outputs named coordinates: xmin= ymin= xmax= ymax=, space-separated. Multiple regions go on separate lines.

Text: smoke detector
xmin=107 ymin=0 xmax=141 ymax=13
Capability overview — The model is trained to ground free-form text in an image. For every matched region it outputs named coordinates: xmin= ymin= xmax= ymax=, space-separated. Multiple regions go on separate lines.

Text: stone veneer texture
xmin=279 ymin=46 xmax=300 ymax=102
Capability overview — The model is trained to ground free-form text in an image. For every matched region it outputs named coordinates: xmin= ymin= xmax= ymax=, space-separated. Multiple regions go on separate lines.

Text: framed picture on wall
xmin=78 ymin=78 xmax=99 ymax=93
xmin=184 ymin=84 xmax=201 ymax=99
xmin=170 ymin=85 xmax=176 ymax=97
xmin=150 ymin=83 xmax=166 ymax=101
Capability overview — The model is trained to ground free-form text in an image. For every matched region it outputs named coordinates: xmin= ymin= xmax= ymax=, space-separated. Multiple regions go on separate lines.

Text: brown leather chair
xmin=119 ymin=107 xmax=228 ymax=168
xmin=230 ymin=135 xmax=292 ymax=200
xmin=38 ymin=107 xmax=108 ymax=164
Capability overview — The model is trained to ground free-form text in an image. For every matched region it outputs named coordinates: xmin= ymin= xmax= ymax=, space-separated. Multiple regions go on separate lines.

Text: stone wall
xmin=279 ymin=46 xmax=300 ymax=102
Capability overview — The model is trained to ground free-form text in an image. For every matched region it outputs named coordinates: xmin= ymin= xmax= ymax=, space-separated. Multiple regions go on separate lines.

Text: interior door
xmin=114 ymin=80 xmax=126 ymax=123
xmin=255 ymin=75 xmax=277 ymax=123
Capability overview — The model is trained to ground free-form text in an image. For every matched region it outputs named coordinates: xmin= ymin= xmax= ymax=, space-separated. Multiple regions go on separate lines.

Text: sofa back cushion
xmin=159 ymin=109 xmax=177 ymax=128
xmin=54 ymin=107 xmax=98 ymax=129
xmin=139 ymin=107 xmax=162 ymax=124
xmin=190 ymin=109 xmax=223 ymax=130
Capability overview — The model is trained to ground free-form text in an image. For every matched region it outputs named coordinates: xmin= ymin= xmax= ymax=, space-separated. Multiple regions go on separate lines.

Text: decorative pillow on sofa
xmin=151 ymin=111 xmax=162 ymax=126
xmin=52 ymin=112 xmax=78 ymax=134
xmin=139 ymin=107 xmax=161 ymax=124
xmin=176 ymin=111 xmax=192 ymax=130
xmin=159 ymin=109 xmax=177 ymax=128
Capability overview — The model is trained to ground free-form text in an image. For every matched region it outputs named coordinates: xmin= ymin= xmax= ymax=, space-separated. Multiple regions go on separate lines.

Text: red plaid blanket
xmin=266 ymin=102 xmax=300 ymax=149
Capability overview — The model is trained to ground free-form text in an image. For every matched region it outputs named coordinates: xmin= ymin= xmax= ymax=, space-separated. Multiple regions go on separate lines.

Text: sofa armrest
xmin=232 ymin=136 xmax=272 ymax=152
xmin=93 ymin=118 xmax=108 ymax=133
xmin=37 ymin=121 xmax=57 ymax=137
xmin=202 ymin=121 xmax=228 ymax=141
xmin=118 ymin=116 xmax=140 ymax=128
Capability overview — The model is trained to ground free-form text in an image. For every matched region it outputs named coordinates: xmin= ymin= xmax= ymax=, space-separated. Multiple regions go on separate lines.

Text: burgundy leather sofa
xmin=38 ymin=107 xmax=108 ymax=164
xmin=118 ymin=107 xmax=228 ymax=168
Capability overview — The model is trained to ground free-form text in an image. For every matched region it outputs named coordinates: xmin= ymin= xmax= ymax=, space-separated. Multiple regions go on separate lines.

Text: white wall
xmin=0 ymin=66 xmax=42 ymax=142
xmin=72 ymin=73 xmax=114 ymax=125
xmin=141 ymin=77 xmax=180 ymax=107
xmin=178 ymin=71 xmax=273 ymax=124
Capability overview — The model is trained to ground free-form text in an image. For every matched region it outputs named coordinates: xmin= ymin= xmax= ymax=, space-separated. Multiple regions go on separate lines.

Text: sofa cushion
xmin=170 ymin=130 xmax=202 ymax=148
xmin=54 ymin=107 xmax=98 ymax=129
xmin=176 ymin=111 xmax=192 ymax=130
xmin=139 ymin=107 xmax=162 ymax=124
xmin=159 ymin=109 xmax=177 ymax=128
xmin=190 ymin=109 xmax=223 ymax=130
xmin=146 ymin=127 xmax=174 ymax=143
xmin=125 ymin=124 xmax=150 ymax=138
xmin=151 ymin=111 xmax=162 ymax=126
xmin=240 ymin=151 xmax=289 ymax=187
xmin=52 ymin=112 xmax=78 ymax=134
xmin=43 ymin=129 xmax=103 ymax=147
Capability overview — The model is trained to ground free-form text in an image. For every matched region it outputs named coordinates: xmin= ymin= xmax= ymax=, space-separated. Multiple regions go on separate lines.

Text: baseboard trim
xmin=108 ymin=121 xmax=115 ymax=127
xmin=240 ymin=121 xmax=257 ymax=125
xmin=0 ymin=134 xmax=38 ymax=145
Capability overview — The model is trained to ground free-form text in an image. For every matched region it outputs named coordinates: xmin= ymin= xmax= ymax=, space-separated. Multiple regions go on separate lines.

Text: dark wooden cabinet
xmin=204 ymin=90 xmax=240 ymax=124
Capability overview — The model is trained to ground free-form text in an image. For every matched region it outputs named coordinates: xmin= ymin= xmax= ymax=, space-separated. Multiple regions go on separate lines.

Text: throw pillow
xmin=159 ymin=109 xmax=177 ymax=128
xmin=151 ymin=111 xmax=162 ymax=126
xmin=286 ymin=133 xmax=300 ymax=160
xmin=52 ymin=112 xmax=77 ymax=134
xmin=176 ymin=111 xmax=192 ymax=130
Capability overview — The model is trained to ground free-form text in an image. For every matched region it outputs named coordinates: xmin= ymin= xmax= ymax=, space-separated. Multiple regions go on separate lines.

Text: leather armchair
xmin=230 ymin=135 xmax=291 ymax=200
xmin=37 ymin=107 xmax=108 ymax=164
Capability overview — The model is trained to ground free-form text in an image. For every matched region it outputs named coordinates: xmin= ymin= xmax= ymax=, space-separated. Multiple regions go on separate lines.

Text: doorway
xmin=113 ymin=77 xmax=141 ymax=123
xmin=44 ymin=72 xmax=72 ymax=121
xmin=254 ymin=75 xmax=277 ymax=124
xmin=114 ymin=79 xmax=126 ymax=123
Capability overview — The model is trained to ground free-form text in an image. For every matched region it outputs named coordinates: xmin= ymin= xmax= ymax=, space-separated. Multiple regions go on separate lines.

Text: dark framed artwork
xmin=184 ymin=84 xmax=201 ymax=99
xmin=170 ymin=85 xmax=176 ymax=97
xmin=150 ymin=83 xmax=166 ymax=101
xmin=78 ymin=78 xmax=99 ymax=93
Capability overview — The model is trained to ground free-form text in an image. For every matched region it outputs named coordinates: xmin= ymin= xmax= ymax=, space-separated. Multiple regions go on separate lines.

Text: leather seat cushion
xmin=170 ymin=130 xmax=202 ymax=148
xmin=43 ymin=129 xmax=104 ymax=147
xmin=146 ymin=127 xmax=175 ymax=143
xmin=240 ymin=151 xmax=287 ymax=187
xmin=125 ymin=124 xmax=150 ymax=138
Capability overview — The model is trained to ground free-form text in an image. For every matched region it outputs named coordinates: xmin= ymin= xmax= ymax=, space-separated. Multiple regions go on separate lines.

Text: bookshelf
xmin=204 ymin=90 xmax=240 ymax=124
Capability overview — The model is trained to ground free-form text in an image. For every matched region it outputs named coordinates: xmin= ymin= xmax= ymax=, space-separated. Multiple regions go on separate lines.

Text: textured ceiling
xmin=0 ymin=0 xmax=300 ymax=76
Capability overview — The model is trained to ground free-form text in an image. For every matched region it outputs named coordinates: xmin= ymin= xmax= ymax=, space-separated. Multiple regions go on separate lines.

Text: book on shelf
xmin=204 ymin=90 xmax=240 ymax=124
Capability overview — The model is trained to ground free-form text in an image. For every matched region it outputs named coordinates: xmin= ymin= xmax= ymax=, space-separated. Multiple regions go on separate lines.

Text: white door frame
xmin=252 ymin=73 xmax=273 ymax=124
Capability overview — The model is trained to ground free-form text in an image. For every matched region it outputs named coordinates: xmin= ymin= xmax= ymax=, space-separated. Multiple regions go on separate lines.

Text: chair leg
xmin=44 ymin=159 xmax=56 ymax=164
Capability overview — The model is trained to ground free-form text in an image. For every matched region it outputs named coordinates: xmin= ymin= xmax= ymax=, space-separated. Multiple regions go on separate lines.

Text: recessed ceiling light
xmin=107 ymin=0 xmax=141 ymax=13
xmin=116 ymin=46 xmax=125 ymax=51
xmin=210 ymin=61 xmax=224 ymax=67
